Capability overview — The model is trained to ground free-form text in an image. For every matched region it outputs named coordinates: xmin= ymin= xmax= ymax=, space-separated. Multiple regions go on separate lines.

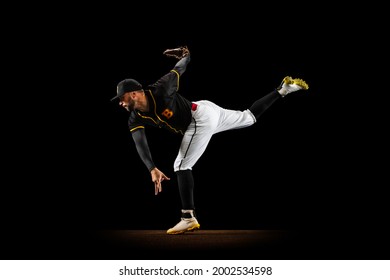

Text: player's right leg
xmin=248 ymin=76 xmax=309 ymax=120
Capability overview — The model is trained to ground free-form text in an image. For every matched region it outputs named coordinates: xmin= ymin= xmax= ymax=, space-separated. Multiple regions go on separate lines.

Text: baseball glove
xmin=163 ymin=46 xmax=190 ymax=59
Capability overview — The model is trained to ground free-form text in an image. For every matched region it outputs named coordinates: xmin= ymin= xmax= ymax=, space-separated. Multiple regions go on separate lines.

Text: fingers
xmin=153 ymin=173 xmax=170 ymax=195
xmin=154 ymin=180 xmax=161 ymax=195
xmin=154 ymin=176 xmax=163 ymax=195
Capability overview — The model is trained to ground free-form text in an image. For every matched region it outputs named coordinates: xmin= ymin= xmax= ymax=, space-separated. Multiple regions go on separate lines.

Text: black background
xmin=2 ymin=3 xmax=388 ymax=260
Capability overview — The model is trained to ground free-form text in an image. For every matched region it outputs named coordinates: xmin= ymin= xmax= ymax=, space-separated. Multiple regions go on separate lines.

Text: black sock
xmin=176 ymin=169 xmax=195 ymax=210
xmin=249 ymin=90 xmax=280 ymax=120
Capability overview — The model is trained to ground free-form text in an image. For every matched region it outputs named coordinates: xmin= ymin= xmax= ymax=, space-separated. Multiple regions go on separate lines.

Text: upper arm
xmin=128 ymin=112 xmax=145 ymax=133
xmin=153 ymin=71 xmax=180 ymax=96
xmin=151 ymin=55 xmax=190 ymax=96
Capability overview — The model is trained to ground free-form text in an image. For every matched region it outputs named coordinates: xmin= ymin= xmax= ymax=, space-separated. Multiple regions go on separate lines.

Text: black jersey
xmin=128 ymin=56 xmax=192 ymax=135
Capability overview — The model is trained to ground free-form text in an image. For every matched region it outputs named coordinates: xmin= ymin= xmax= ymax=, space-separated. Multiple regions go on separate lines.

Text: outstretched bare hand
xmin=150 ymin=167 xmax=171 ymax=195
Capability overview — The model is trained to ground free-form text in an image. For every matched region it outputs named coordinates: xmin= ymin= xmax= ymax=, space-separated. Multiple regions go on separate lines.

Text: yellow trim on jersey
xmin=137 ymin=112 xmax=158 ymax=124
xmin=148 ymin=89 xmax=184 ymax=135
xmin=130 ymin=126 xmax=145 ymax=132
xmin=170 ymin=69 xmax=180 ymax=91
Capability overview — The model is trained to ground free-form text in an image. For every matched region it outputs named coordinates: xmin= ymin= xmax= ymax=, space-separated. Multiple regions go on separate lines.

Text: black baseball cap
xmin=111 ymin=79 xmax=143 ymax=101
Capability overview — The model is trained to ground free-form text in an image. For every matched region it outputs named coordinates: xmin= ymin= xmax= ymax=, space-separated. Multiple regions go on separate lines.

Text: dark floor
xmin=93 ymin=230 xmax=295 ymax=259
xmin=2 ymin=229 xmax=389 ymax=260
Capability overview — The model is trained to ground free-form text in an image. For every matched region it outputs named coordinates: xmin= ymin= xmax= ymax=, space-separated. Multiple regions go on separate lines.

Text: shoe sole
xmin=166 ymin=224 xmax=201 ymax=235
xmin=292 ymin=78 xmax=309 ymax=90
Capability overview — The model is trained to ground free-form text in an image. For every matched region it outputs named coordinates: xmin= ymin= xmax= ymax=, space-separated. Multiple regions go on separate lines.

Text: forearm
xmin=131 ymin=129 xmax=156 ymax=172
xmin=173 ymin=54 xmax=191 ymax=76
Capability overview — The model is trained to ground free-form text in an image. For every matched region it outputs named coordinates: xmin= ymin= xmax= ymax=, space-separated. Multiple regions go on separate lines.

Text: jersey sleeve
xmin=131 ymin=128 xmax=156 ymax=172
xmin=151 ymin=71 xmax=180 ymax=97
xmin=150 ymin=54 xmax=191 ymax=97
xmin=128 ymin=111 xmax=144 ymax=132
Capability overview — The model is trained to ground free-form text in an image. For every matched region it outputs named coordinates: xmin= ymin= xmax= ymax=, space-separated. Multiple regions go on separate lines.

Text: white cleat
xmin=167 ymin=209 xmax=200 ymax=234
xmin=166 ymin=217 xmax=200 ymax=234
xmin=278 ymin=76 xmax=309 ymax=97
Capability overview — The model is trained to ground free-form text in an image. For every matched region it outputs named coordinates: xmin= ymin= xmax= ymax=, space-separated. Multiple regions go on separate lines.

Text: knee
xmin=174 ymin=164 xmax=193 ymax=172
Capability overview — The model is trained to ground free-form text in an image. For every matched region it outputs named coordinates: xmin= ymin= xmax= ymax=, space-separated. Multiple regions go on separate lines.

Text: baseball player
xmin=111 ymin=46 xmax=309 ymax=234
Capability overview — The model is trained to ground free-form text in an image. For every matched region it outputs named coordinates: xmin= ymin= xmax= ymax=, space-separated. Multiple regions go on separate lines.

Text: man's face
xmin=119 ymin=92 xmax=135 ymax=112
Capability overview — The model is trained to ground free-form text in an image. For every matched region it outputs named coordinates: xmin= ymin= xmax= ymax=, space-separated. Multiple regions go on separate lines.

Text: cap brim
xmin=110 ymin=95 xmax=120 ymax=101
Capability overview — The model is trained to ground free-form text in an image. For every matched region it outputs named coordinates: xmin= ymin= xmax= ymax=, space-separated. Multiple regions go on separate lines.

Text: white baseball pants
xmin=174 ymin=100 xmax=256 ymax=171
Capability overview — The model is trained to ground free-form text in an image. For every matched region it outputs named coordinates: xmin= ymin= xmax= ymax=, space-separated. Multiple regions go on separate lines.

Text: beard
xmin=125 ymin=99 xmax=136 ymax=111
